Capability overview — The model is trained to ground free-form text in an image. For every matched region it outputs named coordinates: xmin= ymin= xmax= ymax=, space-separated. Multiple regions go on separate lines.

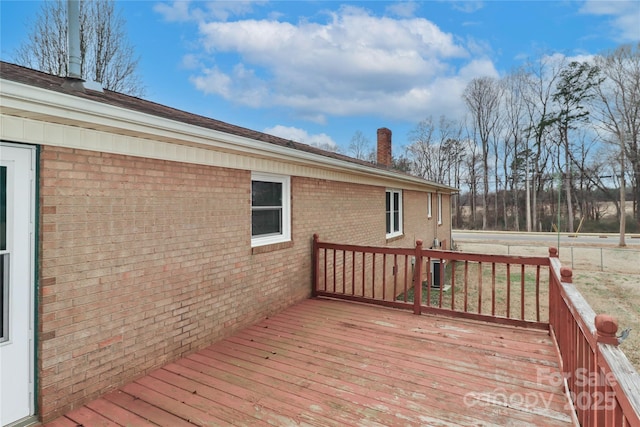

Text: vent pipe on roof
xmin=67 ymin=0 xmax=82 ymax=79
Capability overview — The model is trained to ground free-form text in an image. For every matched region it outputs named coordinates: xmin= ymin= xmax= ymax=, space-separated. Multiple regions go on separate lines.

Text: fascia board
xmin=0 ymin=78 xmax=456 ymax=193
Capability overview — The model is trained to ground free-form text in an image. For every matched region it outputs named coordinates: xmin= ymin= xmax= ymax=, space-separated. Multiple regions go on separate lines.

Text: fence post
xmin=312 ymin=234 xmax=319 ymax=297
xmin=414 ymin=240 xmax=423 ymax=315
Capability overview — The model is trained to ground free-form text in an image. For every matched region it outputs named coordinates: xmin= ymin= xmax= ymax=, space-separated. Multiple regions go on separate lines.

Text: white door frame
xmin=0 ymin=142 xmax=36 ymax=427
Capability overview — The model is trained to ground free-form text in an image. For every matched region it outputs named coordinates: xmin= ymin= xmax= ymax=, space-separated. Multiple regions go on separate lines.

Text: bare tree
xmin=14 ymin=0 xmax=144 ymax=97
xmin=463 ymin=77 xmax=503 ymax=230
xmin=521 ymin=56 xmax=564 ymax=231
xmin=592 ymin=43 xmax=640 ymax=246
xmin=348 ymin=131 xmax=374 ymax=161
xmin=501 ymin=71 xmax=529 ymax=230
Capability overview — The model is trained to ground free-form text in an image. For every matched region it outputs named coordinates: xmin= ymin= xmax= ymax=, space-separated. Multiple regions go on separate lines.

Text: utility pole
xmin=525 ymin=158 xmax=532 ymax=232
xmin=619 ymin=141 xmax=627 ymax=247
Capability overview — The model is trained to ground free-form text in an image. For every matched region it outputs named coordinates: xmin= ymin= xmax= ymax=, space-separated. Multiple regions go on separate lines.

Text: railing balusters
xmin=535 ymin=265 xmax=540 ymax=322
xmin=361 ymin=251 xmax=365 ymax=297
xmin=477 ymin=262 xmax=483 ymax=314
xmin=323 ymin=247 xmax=327 ymax=292
xmin=372 ymin=252 xmax=376 ymax=300
xmin=506 ymin=263 xmax=511 ymax=318
xmin=464 ymin=261 xmax=469 ymax=312
xmin=520 ymin=264 xmax=525 ymax=320
xmin=393 ymin=254 xmax=398 ymax=300
xmin=403 ymin=255 xmax=408 ymax=302
xmin=351 ymin=251 xmax=355 ymax=296
xmin=450 ymin=260 xmax=456 ymax=311
xmin=491 ymin=263 xmax=496 ymax=316
xmin=342 ymin=250 xmax=346 ymax=294
xmin=332 ymin=249 xmax=336 ymax=293
xmin=425 ymin=256 xmax=431 ymax=307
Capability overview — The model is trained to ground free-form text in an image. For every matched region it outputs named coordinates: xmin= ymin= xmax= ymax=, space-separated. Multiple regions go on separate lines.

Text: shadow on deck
xmin=46 ymin=298 xmax=574 ymax=427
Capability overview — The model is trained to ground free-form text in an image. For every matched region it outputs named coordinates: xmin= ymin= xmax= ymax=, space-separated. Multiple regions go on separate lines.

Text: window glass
xmin=0 ymin=254 xmax=6 ymax=342
xmin=385 ymin=189 xmax=402 ymax=238
xmin=251 ymin=173 xmax=291 ymax=247
xmin=0 ymin=166 xmax=6 ymax=341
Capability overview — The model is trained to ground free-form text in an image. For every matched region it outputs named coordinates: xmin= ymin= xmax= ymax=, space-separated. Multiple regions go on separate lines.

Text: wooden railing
xmin=548 ymin=249 xmax=640 ymax=427
xmin=312 ymin=235 xmax=640 ymax=425
xmin=312 ymin=235 xmax=550 ymax=328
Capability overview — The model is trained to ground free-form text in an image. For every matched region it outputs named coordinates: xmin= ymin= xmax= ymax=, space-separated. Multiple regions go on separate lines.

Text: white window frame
xmin=251 ymin=172 xmax=291 ymax=247
xmin=437 ymin=193 xmax=443 ymax=225
xmin=427 ymin=193 xmax=432 ymax=219
xmin=385 ymin=189 xmax=403 ymax=239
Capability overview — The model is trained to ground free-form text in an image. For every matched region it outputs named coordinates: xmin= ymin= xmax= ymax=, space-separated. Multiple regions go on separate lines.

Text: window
xmin=427 ymin=193 xmax=432 ymax=218
xmin=1 ymin=166 xmax=6 ymax=342
xmin=437 ymin=193 xmax=443 ymax=225
xmin=251 ymin=173 xmax=291 ymax=247
xmin=385 ymin=189 xmax=402 ymax=238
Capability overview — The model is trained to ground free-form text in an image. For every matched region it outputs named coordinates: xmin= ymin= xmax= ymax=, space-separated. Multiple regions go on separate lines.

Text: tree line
xmin=349 ymin=44 xmax=639 ymax=241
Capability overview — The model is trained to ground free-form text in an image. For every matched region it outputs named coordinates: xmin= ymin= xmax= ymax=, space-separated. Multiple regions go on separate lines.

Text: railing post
xmin=560 ymin=267 xmax=572 ymax=283
xmin=312 ymin=234 xmax=319 ymax=297
xmin=595 ymin=314 xmax=619 ymax=346
xmin=413 ymin=240 xmax=423 ymax=315
xmin=549 ymin=247 xmax=558 ymax=258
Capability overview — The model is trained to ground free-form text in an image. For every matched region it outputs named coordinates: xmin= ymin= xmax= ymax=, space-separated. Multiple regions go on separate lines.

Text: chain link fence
xmin=456 ymin=242 xmax=640 ymax=275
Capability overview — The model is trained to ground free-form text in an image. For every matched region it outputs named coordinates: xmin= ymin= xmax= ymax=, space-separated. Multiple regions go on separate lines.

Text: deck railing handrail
xmin=548 ymin=251 xmax=640 ymax=426
xmin=312 ymin=235 xmax=640 ymax=425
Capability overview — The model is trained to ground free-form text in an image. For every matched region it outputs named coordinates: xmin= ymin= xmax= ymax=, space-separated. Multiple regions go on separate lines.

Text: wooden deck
xmin=45 ymin=298 xmax=576 ymax=426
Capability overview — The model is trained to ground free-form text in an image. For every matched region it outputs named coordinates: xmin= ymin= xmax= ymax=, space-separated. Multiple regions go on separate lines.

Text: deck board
xmin=45 ymin=298 xmax=576 ymax=426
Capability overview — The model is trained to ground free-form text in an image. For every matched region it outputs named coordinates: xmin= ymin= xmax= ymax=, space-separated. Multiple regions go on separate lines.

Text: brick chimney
xmin=377 ymin=128 xmax=392 ymax=167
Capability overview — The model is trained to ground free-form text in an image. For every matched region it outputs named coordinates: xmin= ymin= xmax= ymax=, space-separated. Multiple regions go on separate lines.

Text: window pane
xmin=0 ymin=166 xmax=6 ymax=251
xmin=394 ymin=211 xmax=400 ymax=232
xmin=252 ymin=181 xmax=282 ymax=207
xmin=252 ymin=209 xmax=282 ymax=236
xmin=1 ymin=254 xmax=7 ymax=342
xmin=386 ymin=212 xmax=391 ymax=234
xmin=393 ymin=191 xmax=399 ymax=209
xmin=385 ymin=191 xmax=390 ymax=212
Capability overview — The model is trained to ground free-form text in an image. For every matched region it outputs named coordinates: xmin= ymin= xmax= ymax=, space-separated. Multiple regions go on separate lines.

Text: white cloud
xmin=386 ymin=1 xmax=420 ymax=18
xmin=263 ymin=125 xmax=338 ymax=150
xmin=580 ymin=0 xmax=640 ymax=42
xmin=182 ymin=5 xmax=488 ymax=123
xmin=449 ymin=1 xmax=484 ymax=14
xmin=154 ymin=1 xmax=266 ymax=23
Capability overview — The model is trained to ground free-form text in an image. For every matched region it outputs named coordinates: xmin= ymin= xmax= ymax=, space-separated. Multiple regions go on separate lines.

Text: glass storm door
xmin=0 ymin=144 xmax=35 ymax=426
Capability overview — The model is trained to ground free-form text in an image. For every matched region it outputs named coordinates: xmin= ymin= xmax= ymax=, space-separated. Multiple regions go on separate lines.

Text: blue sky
xmin=1 ymin=1 xmax=639 ymax=156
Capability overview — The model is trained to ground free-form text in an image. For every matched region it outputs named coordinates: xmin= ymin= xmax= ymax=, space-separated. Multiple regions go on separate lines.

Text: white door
xmin=0 ymin=144 xmax=35 ymax=426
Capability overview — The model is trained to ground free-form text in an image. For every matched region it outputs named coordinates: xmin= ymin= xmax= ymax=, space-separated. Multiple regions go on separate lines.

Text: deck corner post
xmin=414 ymin=240 xmax=424 ymax=315
xmin=312 ymin=234 xmax=319 ymax=297
xmin=560 ymin=267 xmax=572 ymax=283
xmin=595 ymin=314 xmax=619 ymax=346
xmin=549 ymin=247 xmax=558 ymax=258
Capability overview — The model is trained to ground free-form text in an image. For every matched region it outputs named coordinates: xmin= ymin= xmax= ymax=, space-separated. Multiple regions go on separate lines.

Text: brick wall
xmin=38 ymin=146 xmax=447 ymax=421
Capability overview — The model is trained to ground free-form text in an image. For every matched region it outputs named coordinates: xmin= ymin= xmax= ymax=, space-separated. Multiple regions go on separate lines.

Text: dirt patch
xmin=455 ymin=240 xmax=640 ymax=371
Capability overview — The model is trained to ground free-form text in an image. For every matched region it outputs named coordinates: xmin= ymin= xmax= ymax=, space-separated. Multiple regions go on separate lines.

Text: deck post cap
xmin=595 ymin=314 xmax=619 ymax=345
